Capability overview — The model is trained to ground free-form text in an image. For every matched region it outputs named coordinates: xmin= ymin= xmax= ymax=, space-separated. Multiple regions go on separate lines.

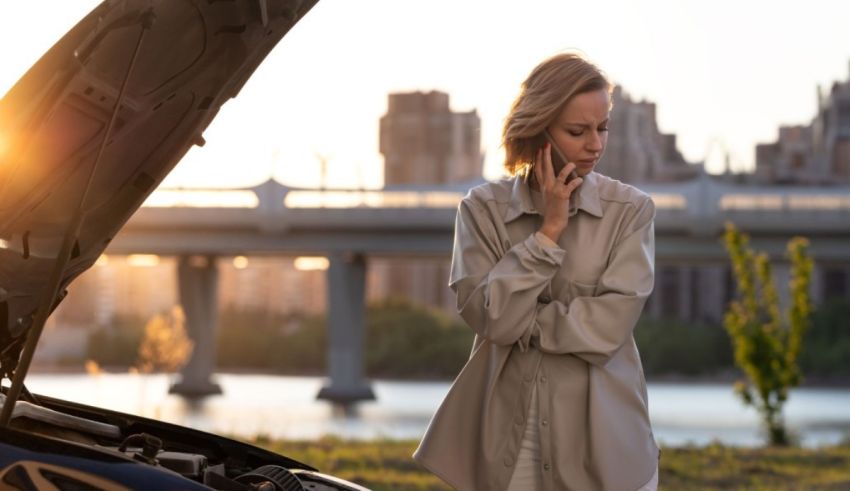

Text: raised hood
xmin=0 ymin=0 xmax=318 ymax=368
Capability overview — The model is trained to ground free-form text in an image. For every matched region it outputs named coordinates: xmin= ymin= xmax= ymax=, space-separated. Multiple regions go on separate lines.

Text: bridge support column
xmin=678 ymin=266 xmax=693 ymax=320
xmin=317 ymin=252 xmax=375 ymax=404
xmin=696 ymin=265 xmax=726 ymax=324
xmin=170 ymin=255 xmax=222 ymax=397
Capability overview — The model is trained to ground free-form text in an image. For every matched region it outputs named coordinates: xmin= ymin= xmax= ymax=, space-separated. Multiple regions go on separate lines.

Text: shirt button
xmin=541 ymin=419 xmax=548 ymax=426
xmin=504 ymin=456 xmax=514 ymax=467
xmin=543 ymin=463 xmax=551 ymax=471
xmin=540 ymin=376 xmax=547 ymax=383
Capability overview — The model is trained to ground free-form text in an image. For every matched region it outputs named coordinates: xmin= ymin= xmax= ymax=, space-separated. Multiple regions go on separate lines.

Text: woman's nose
xmin=586 ymin=132 xmax=603 ymax=152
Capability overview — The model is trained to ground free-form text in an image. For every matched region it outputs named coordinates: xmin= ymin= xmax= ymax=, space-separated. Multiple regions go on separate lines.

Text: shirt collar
xmin=505 ymin=168 xmax=603 ymax=223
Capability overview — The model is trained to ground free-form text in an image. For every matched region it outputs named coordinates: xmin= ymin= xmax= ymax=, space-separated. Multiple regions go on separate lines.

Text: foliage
xmin=722 ymin=221 xmax=813 ymax=446
xmin=216 ymin=299 xmax=473 ymax=378
xmin=799 ymin=298 xmax=850 ymax=377
xmin=364 ymin=298 xmax=472 ymax=378
xmin=86 ymin=314 xmax=146 ymax=366
xmin=252 ymin=437 xmax=850 ymax=491
xmin=216 ymin=308 xmax=325 ymax=373
xmin=633 ymin=316 xmax=733 ymax=376
xmin=136 ymin=306 xmax=193 ymax=373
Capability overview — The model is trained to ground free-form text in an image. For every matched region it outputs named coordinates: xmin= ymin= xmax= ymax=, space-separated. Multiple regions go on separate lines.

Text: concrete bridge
xmin=110 ymin=174 xmax=850 ymax=402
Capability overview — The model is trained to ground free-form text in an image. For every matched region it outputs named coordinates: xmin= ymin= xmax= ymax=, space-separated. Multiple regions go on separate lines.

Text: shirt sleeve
xmin=528 ymin=196 xmax=656 ymax=366
xmin=448 ymin=197 xmax=566 ymax=352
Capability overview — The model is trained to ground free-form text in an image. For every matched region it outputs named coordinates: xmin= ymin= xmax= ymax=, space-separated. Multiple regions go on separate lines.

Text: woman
xmin=413 ymin=52 xmax=660 ymax=490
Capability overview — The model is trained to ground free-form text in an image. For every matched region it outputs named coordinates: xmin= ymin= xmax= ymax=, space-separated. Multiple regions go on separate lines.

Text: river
xmin=22 ymin=372 xmax=850 ymax=447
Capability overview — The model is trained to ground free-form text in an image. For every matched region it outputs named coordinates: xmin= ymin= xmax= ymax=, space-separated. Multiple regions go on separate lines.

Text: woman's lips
xmin=576 ymin=159 xmax=596 ymax=167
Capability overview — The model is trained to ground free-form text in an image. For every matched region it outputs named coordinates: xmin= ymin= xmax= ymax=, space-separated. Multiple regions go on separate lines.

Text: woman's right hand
xmin=533 ymin=142 xmax=583 ymax=243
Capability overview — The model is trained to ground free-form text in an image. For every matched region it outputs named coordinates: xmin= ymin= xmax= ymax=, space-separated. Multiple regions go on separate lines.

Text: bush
xmin=215 ymin=300 xmax=473 ymax=379
xmin=633 ymin=316 xmax=733 ymax=376
xmin=364 ymin=298 xmax=472 ymax=379
xmin=799 ymin=298 xmax=850 ymax=377
xmin=216 ymin=308 xmax=325 ymax=373
xmin=89 ymin=298 xmax=850 ymax=383
xmin=86 ymin=314 xmax=146 ymax=367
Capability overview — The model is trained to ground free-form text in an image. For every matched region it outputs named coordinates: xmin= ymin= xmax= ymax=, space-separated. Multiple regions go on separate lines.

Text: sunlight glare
xmin=294 ymin=256 xmax=329 ymax=271
xmin=127 ymin=254 xmax=161 ymax=267
xmin=233 ymin=256 xmax=249 ymax=269
xmin=143 ymin=190 xmax=258 ymax=208
xmin=0 ymin=132 xmax=8 ymax=163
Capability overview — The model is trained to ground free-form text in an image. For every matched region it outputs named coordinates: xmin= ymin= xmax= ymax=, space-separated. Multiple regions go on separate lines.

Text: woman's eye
xmin=567 ymin=130 xmax=583 ymax=137
xmin=598 ymin=127 xmax=609 ymax=133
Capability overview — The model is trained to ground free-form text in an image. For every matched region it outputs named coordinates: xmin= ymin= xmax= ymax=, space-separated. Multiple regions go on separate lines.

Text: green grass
xmin=659 ymin=442 xmax=850 ymax=490
xmin=250 ymin=436 xmax=850 ymax=490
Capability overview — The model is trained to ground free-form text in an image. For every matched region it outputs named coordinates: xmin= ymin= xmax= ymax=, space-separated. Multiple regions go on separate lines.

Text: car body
xmin=0 ymin=0 xmax=368 ymax=489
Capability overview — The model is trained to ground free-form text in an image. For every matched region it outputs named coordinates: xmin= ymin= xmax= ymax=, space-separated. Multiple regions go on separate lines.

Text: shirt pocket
xmin=560 ymin=249 xmax=606 ymax=287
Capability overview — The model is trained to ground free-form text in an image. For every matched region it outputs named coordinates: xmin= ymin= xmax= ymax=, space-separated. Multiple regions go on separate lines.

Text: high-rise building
xmin=598 ymin=86 xmax=699 ymax=183
xmin=380 ymin=91 xmax=483 ymax=185
xmin=219 ymin=257 xmax=326 ymax=315
xmin=755 ymin=61 xmax=850 ymax=185
xmin=377 ymin=91 xmax=483 ymax=312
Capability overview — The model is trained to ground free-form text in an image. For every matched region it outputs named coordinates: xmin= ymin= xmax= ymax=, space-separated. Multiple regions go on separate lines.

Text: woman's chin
xmin=576 ymin=166 xmax=595 ymax=177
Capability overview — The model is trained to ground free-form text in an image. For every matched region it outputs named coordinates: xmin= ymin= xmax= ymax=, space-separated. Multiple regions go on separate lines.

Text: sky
xmin=3 ymin=1 xmax=850 ymax=190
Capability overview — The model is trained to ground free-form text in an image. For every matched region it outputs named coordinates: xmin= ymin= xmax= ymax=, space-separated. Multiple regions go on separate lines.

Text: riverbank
xmin=29 ymin=364 xmax=850 ymax=388
xmin=254 ymin=436 xmax=850 ymax=491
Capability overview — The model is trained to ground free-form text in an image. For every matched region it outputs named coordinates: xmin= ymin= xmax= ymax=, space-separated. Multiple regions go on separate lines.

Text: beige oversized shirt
xmin=413 ymin=169 xmax=660 ymax=491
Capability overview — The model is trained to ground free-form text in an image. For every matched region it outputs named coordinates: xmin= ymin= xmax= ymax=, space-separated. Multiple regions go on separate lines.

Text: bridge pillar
xmin=170 ymin=255 xmax=222 ymax=397
xmin=678 ymin=266 xmax=693 ymax=320
xmin=317 ymin=252 xmax=375 ymax=404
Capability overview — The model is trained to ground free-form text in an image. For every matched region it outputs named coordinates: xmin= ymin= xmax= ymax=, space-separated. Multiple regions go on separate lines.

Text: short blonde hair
xmin=502 ymin=52 xmax=612 ymax=176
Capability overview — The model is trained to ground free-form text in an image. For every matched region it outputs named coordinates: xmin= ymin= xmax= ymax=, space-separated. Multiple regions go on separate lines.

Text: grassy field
xmin=254 ymin=436 xmax=850 ymax=490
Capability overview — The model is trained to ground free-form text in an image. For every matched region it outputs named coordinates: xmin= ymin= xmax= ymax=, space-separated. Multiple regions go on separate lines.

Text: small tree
xmin=136 ymin=306 xmax=193 ymax=374
xmin=722 ymin=221 xmax=813 ymax=446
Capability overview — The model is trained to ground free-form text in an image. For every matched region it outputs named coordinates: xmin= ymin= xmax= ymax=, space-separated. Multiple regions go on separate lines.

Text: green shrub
xmin=800 ymin=298 xmax=850 ymax=377
xmin=633 ymin=317 xmax=733 ymax=376
xmin=722 ymin=222 xmax=813 ymax=446
xmin=216 ymin=308 xmax=325 ymax=372
xmin=86 ymin=314 xmax=146 ymax=366
xmin=215 ymin=300 xmax=473 ymax=379
xmin=364 ymin=298 xmax=472 ymax=379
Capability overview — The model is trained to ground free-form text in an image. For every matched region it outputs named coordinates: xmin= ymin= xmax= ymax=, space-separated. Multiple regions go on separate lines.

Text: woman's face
xmin=546 ymin=88 xmax=611 ymax=177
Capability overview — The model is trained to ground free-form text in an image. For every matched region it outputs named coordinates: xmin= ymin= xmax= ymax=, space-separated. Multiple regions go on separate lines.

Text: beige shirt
xmin=413 ymin=169 xmax=660 ymax=491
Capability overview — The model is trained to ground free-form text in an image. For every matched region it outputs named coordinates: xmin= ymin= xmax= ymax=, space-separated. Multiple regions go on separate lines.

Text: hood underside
xmin=0 ymin=0 xmax=318 ymax=369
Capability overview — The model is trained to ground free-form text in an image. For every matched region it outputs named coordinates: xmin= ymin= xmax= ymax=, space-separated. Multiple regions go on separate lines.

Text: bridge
xmin=110 ymin=173 xmax=850 ymax=402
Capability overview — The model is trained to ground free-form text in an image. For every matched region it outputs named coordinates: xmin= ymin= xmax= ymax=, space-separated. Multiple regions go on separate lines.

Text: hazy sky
xmin=3 ymin=1 xmax=850 ymax=189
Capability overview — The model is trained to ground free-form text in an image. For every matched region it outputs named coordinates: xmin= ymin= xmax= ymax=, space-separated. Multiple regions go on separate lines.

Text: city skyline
xmin=3 ymin=1 xmax=850 ymax=189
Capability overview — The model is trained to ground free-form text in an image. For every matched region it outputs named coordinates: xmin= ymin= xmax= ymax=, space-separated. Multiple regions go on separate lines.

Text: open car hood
xmin=0 ymin=0 xmax=317 ymax=370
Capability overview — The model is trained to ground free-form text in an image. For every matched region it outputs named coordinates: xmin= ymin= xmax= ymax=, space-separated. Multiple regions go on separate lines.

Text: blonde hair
xmin=502 ymin=52 xmax=612 ymax=176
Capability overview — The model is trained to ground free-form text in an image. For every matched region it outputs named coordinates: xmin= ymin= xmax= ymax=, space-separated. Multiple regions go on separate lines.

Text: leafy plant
xmin=722 ymin=221 xmax=813 ymax=446
xmin=136 ymin=305 xmax=193 ymax=373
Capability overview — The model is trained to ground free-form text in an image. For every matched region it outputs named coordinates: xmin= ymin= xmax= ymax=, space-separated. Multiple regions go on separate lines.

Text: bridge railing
xmin=138 ymin=178 xmax=850 ymax=235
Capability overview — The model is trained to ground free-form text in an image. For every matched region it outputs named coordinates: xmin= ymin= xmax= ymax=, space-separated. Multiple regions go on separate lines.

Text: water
xmin=21 ymin=373 xmax=850 ymax=447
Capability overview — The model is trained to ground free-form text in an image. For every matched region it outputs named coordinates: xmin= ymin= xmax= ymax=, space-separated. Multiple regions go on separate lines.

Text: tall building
xmin=380 ymin=91 xmax=483 ymax=185
xmin=219 ymin=257 xmax=326 ymax=315
xmin=755 ymin=61 xmax=850 ymax=185
xmin=377 ymin=91 xmax=483 ymax=311
xmin=54 ymin=255 xmax=176 ymax=327
xmin=598 ymin=86 xmax=699 ymax=184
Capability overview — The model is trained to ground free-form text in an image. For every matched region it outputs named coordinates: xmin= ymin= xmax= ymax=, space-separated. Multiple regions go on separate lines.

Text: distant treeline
xmin=86 ymin=298 xmax=850 ymax=381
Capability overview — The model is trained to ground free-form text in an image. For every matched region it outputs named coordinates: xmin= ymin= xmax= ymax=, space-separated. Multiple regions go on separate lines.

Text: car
xmin=0 ymin=0 xmax=369 ymax=489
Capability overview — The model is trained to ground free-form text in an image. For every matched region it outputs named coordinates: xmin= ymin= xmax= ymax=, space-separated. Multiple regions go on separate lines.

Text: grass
xmin=250 ymin=436 xmax=850 ymax=490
